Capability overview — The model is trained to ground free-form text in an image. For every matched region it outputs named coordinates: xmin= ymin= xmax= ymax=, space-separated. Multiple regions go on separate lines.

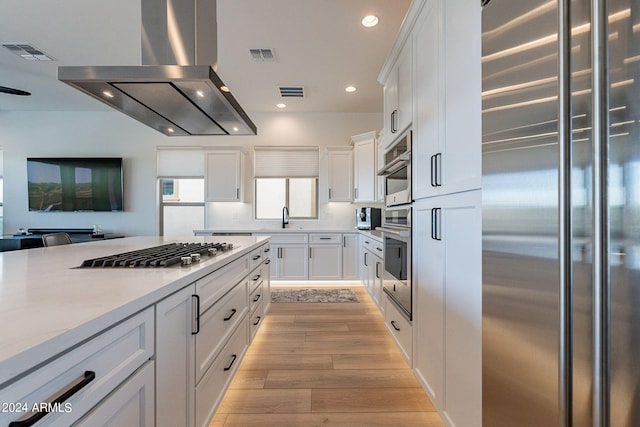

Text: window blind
xmin=157 ymin=148 xmax=205 ymax=177
xmin=254 ymin=146 xmax=319 ymax=178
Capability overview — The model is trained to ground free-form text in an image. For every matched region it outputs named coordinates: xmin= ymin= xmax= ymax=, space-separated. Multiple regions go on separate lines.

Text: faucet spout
xmin=282 ymin=206 xmax=290 ymax=229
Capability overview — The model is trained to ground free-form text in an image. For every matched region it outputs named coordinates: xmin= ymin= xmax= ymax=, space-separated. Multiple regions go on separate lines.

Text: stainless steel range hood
xmin=58 ymin=0 xmax=256 ymax=136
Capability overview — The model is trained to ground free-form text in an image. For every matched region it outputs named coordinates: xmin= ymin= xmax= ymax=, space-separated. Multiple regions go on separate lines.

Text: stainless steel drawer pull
xmin=223 ymin=309 xmax=237 ymax=321
xmin=390 ymin=320 xmax=401 ymax=332
xmin=253 ymin=316 xmax=261 ymax=326
xmin=9 ymin=371 xmax=96 ymax=427
xmin=224 ymin=354 xmax=237 ymax=371
xmin=253 ymin=294 xmax=261 ymax=302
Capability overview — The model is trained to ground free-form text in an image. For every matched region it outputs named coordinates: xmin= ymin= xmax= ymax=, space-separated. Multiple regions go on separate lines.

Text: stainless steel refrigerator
xmin=482 ymin=0 xmax=640 ymax=426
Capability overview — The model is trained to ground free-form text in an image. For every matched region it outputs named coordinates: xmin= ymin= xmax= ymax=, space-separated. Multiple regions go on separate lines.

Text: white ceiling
xmin=0 ymin=0 xmax=410 ymax=114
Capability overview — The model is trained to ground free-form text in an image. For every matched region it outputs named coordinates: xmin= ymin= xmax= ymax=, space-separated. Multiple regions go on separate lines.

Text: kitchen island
xmin=0 ymin=235 xmax=270 ymax=426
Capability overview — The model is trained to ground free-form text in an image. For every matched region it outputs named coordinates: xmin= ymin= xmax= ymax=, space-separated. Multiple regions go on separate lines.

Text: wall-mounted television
xmin=27 ymin=157 xmax=124 ymax=212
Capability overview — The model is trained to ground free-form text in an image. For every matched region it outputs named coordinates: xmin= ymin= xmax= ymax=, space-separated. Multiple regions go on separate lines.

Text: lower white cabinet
xmin=273 ymin=244 xmax=308 ymax=280
xmin=309 ymin=238 xmax=343 ymax=280
xmin=384 ymin=294 xmax=413 ymax=364
xmin=76 ymin=361 xmax=155 ymax=427
xmin=0 ymin=308 xmax=154 ymax=427
xmin=359 ymin=235 xmax=384 ymax=308
xmin=413 ymin=190 xmax=481 ymax=427
xmin=342 ymin=233 xmax=359 ymax=279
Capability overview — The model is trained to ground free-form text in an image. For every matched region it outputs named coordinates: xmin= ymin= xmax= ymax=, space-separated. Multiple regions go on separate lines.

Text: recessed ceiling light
xmin=345 ymin=86 xmax=357 ymax=93
xmin=232 ymin=127 xmax=239 ymax=132
xmin=196 ymin=90 xmax=204 ymax=97
xmin=362 ymin=15 xmax=379 ymax=27
xmin=102 ymin=91 xmax=114 ymax=98
xmin=276 ymin=103 xmax=286 ymax=109
xmin=220 ymin=86 xmax=230 ymax=92
xmin=167 ymin=127 xmax=175 ymax=134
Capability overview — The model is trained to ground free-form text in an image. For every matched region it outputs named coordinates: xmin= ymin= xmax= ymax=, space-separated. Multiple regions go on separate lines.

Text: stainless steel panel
xmin=608 ymin=0 xmax=640 ymax=424
xmin=482 ymin=1 xmax=561 ymax=425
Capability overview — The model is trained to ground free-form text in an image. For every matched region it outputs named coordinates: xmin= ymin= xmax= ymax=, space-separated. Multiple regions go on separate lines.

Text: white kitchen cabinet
xmin=413 ymin=190 xmax=481 ymax=427
xmin=0 ymin=308 xmax=154 ymax=427
xmin=377 ymin=134 xmax=386 ymax=202
xmin=359 ymin=234 xmax=384 ymax=308
xmin=412 ymin=0 xmax=481 ymax=200
xmin=309 ymin=243 xmax=342 ymax=280
xmin=76 ymin=361 xmax=155 ymax=427
xmin=341 ymin=233 xmax=359 ymax=280
xmin=273 ymin=244 xmax=308 ymax=280
xmin=205 ymin=151 xmax=243 ymax=201
xmin=384 ymin=293 xmax=412 ymax=364
xmin=352 ymin=131 xmax=378 ymax=202
xmin=327 ymin=148 xmax=353 ymax=202
xmin=155 ymin=284 xmax=196 ymax=427
xmin=382 ymin=39 xmax=413 ymax=149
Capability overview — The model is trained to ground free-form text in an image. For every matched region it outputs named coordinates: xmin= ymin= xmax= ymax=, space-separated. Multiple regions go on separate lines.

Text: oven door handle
xmin=377 ymin=154 xmax=410 ymax=176
xmin=377 ymin=227 xmax=411 ymax=237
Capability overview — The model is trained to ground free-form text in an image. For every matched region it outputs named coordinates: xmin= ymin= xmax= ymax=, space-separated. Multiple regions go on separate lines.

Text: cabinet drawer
xmin=196 ymin=255 xmax=249 ymax=312
xmin=195 ymin=317 xmax=248 ymax=427
xmin=249 ymin=301 xmax=264 ymax=341
xmin=267 ymin=233 xmax=308 ymax=244
xmin=249 ymin=264 xmax=265 ymax=294
xmin=195 ymin=280 xmax=248 ymax=383
xmin=248 ymin=247 xmax=265 ymax=271
xmin=384 ymin=296 xmax=412 ymax=364
xmin=75 ymin=360 xmax=155 ymax=427
xmin=249 ymin=282 xmax=264 ymax=313
xmin=0 ymin=308 xmax=154 ymax=427
xmin=309 ymin=233 xmax=341 ymax=244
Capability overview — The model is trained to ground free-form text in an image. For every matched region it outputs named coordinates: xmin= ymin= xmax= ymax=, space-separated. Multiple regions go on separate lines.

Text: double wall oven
xmin=378 ymin=129 xmax=412 ymax=321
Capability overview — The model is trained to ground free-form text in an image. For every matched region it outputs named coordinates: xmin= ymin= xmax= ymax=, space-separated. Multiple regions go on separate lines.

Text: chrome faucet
xmin=282 ymin=206 xmax=290 ymax=228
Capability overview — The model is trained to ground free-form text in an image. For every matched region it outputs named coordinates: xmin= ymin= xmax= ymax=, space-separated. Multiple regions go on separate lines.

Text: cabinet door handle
xmin=309 ymin=247 xmax=312 ymax=258
xmin=265 ymin=259 xmax=271 ymax=265
xmin=319 ymin=237 xmax=331 ymax=240
xmin=375 ymin=262 xmax=380 ymax=279
xmin=390 ymin=320 xmax=401 ymax=331
xmin=253 ymin=294 xmax=261 ymax=302
xmin=364 ymin=252 xmax=368 ymax=266
xmin=252 ymin=274 xmax=261 ymax=281
xmin=354 ymin=188 xmax=358 ymax=199
xmin=253 ymin=316 xmax=262 ymax=326
xmin=391 ymin=109 xmax=398 ymax=133
xmin=224 ymin=308 xmax=237 ymax=321
xmin=430 ymin=154 xmax=437 ymax=187
xmin=376 ymin=247 xmax=382 ymax=252
xmin=435 ymin=153 xmax=442 ymax=187
xmin=343 ymin=236 xmax=346 ymax=247
xmin=236 ymin=188 xmax=240 ymax=199
xmin=192 ymin=294 xmax=200 ymax=335
xmin=431 ymin=208 xmax=442 ymax=241
xmin=264 ymin=248 xmax=270 ymax=253
xmin=252 ymin=254 xmax=261 ymax=261
xmin=329 ymin=188 xmax=332 ymax=199
xmin=223 ymin=354 xmax=237 ymax=371
xmin=9 ymin=371 xmax=96 ymax=427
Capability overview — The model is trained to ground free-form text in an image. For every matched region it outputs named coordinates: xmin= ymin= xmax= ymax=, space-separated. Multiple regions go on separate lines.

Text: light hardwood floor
xmin=210 ymin=284 xmax=444 ymax=427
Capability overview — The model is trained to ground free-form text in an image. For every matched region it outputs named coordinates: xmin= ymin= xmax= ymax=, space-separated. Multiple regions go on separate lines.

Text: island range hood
xmin=58 ymin=0 xmax=256 ymax=136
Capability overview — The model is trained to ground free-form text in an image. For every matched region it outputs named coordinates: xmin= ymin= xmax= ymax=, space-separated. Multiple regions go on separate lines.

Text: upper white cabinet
xmin=412 ymin=0 xmax=481 ymax=200
xmin=382 ymin=39 xmax=413 ymax=149
xmin=352 ymin=131 xmax=378 ymax=203
xmin=326 ymin=148 xmax=353 ymax=202
xmin=205 ymin=151 xmax=243 ymax=202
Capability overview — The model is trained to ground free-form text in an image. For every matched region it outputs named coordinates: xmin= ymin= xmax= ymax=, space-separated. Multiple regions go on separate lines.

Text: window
xmin=254 ymin=146 xmax=319 ymax=220
xmin=159 ymin=178 xmax=205 ymax=237
xmin=255 ymin=178 xmax=317 ymax=219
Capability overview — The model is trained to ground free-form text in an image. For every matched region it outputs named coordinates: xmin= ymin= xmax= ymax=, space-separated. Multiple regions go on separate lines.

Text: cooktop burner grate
xmin=79 ymin=242 xmax=233 ymax=268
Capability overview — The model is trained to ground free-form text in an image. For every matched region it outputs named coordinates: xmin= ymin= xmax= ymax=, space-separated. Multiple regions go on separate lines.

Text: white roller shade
xmin=157 ymin=148 xmax=205 ymax=177
xmin=254 ymin=146 xmax=319 ymax=178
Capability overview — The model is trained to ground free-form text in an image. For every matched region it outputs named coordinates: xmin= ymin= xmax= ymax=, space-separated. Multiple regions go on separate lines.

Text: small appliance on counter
xmin=356 ymin=207 xmax=382 ymax=230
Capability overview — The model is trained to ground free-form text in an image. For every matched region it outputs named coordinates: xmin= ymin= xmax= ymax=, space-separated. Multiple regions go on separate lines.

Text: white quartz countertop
xmin=0 ymin=235 xmax=268 ymax=387
xmin=194 ymin=228 xmax=361 ymax=234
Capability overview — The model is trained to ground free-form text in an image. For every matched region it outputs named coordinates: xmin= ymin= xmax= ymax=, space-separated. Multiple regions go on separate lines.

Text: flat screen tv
xmin=27 ymin=157 xmax=124 ymax=212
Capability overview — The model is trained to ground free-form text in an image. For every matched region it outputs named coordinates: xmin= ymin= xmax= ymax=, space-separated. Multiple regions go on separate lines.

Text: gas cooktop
xmin=79 ymin=242 xmax=234 ymax=268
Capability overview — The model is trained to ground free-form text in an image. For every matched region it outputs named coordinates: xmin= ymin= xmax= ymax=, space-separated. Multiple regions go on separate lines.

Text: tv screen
xmin=27 ymin=157 xmax=124 ymax=212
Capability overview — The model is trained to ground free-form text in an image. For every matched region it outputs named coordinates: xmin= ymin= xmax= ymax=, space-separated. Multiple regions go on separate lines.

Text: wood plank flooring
xmin=210 ymin=285 xmax=444 ymax=427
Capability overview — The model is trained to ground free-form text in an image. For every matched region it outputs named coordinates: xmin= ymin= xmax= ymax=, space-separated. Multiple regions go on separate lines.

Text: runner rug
xmin=271 ymin=288 xmax=359 ymax=303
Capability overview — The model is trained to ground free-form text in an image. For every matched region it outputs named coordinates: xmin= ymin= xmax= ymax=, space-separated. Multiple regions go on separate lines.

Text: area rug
xmin=271 ymin=288 xmax=359 ymax=303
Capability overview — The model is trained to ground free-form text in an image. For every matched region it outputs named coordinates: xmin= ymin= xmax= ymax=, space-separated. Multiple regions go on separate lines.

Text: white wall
xmin=0 ymin=110 xmax=382 ymax=236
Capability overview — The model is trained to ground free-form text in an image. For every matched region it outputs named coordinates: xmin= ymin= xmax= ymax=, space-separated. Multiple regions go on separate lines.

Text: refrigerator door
xmin=482 ymin=1 xmax=561 ymax=425
xmin=608 ymin=0 xmax=640 ymax=424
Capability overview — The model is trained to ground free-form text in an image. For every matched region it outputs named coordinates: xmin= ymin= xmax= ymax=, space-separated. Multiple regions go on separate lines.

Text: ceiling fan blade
xmin=0 ymin=85 xmax=31 ymax=96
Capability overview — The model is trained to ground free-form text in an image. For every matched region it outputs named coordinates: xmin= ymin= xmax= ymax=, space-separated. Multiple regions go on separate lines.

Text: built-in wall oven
xmin=378 ymin=129 xmax=411 ymax=207
xmin=378 ymin=206 xmax=411 ymax=321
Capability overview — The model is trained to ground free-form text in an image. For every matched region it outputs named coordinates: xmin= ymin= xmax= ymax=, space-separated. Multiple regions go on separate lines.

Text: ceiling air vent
xmin=249 ymin=48 xmax=276 ymax=62
xmin=2 ymin=43 xmax=54 ymax=61
xmin=278 ymin=86 xmax=304 ymax=98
